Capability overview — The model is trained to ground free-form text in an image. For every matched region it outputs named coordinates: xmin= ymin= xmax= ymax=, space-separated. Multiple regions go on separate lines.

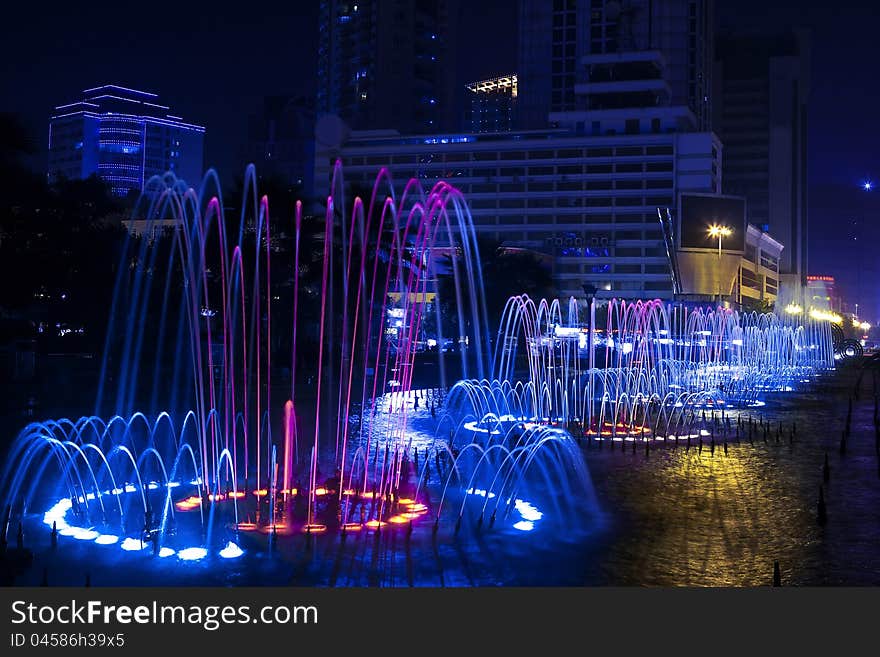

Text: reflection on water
xmin=586 ymin=367 xmax=880 ymax=586
xmin=9 ymin=368 xmax=880 ymax=587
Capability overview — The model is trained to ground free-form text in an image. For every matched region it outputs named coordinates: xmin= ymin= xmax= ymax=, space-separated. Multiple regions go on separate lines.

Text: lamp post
xmin=708 ymin=224 xmax=732 ymax=305
xmin=582 ymin=283 xmax=597 ymax=371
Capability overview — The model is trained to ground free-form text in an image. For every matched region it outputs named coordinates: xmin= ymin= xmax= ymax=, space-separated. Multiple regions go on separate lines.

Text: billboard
xmin=678 ymin=194 xmax=746 ymax=252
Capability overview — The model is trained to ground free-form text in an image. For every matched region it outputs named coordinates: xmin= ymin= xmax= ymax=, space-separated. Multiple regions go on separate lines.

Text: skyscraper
xmin=517 ymin=0 xmax=714 ymax=131
xmin=316 ymin=0 xmax=461 ymax=134
xmin=713 ymin=29 xmax=810 ymax=289
xmin=242 ymin=96 xmax=315 ymax=188
xmin=48 ymin=85 xmax=205 ymax=197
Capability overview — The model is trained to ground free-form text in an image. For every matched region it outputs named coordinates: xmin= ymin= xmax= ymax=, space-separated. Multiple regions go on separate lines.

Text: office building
xmin=464 ymin=74 xmax=517 ymax=133
xmin=314 ymin=126 xmax=720 ymax=300
xmin=713 ymin=29 xmax=810 ymax=290
xmin=317 ymin=0 xmax=461 ymax=134
xmin=517 ymin=0 xmax=714 ymax=131
xmin=48 ymin=85 xmax=205 ymax=197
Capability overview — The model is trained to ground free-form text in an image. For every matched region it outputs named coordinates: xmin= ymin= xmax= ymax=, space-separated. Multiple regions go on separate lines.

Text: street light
xmin=707 ymin=224 xmax=732 ymax=303
xmin=708 ymin=224 xmax=732 ymax=257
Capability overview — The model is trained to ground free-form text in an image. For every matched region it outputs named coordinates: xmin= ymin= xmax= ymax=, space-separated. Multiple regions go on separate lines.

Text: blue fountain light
xmin=178 ymin=547 xmax=207 ymax=561
xmin=72 ymin=528 xmax=100 ymax=541
xmin=120 ymin=538 xmax=149 ymax=551
xmin=218 ymin=542 xmax=244 ymax=559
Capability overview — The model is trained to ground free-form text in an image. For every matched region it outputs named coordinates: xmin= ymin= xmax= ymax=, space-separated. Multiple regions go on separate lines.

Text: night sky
xmin=1 ymin=1 xmax=877 ymax=321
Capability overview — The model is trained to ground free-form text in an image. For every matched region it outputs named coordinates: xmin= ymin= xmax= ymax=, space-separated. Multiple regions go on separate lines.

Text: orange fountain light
xmin=175 ymin=495 xmax=202 ymax=511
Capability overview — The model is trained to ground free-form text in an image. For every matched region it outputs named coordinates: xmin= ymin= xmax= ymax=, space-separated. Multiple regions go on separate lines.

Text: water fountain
xmin=0 ymin=164 xmax=598 ymax=580
xmin=0 ymin=164 xmax=833 ymax=583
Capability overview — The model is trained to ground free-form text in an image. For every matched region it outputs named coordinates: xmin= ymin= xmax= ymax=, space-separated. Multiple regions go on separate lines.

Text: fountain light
xmin=175 ymin=495 xmax=202 ymax=511
xmin=72 ymin=528 xmax=100 ymax=541
xmin=158 ymin=547 xmax=176 ymax=558
xmin=514 ymin=499 xmax=543 ymax=522
xmin=178 ymin=547 xmax=208 ymax=561
xmin=95 ymin=534 xmax=119 ymax=545
xmin=218 ymin=542 xmax=244 ymax=559
xmin=809 ymin=308 xmax=842 ymax=324
xmin=120 ymin=538 xmax=149 ymax=551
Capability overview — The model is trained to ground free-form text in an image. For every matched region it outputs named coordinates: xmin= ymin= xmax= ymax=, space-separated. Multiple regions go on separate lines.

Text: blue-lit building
xmin=48 ymin=85 xmax=205 ymax=197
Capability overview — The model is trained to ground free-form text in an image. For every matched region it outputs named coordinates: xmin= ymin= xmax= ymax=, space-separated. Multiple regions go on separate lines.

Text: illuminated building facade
xmin=48 ymin=85 xmax=205 ymax=197
xmin=806 ymin=275 xmax=841 ymax=313
xmin=465 ymin=74 xmax=517 ymax=133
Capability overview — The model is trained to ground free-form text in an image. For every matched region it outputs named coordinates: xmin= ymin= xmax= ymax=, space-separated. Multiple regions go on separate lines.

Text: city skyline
xmin=1 ymin=0 xmax=878 ymax=319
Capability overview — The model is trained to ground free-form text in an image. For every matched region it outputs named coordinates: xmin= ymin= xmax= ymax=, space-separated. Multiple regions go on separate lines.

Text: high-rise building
xmin=48 ymin=85 xmax=205 ymax=197
xmin=713 ymin=29 xmax=810 ymax=290
xmin=312 ymin=0 xmax=729 ymax=301
xmin=464 ymin=74 xmax=517 ymax=133
xmin=242 ymin=96 xmax=315 ymax=188
xmin=317 ymin=0 xmax=461 ymax=134
xmin=517 ymin=0 xmax=714 ymax=131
